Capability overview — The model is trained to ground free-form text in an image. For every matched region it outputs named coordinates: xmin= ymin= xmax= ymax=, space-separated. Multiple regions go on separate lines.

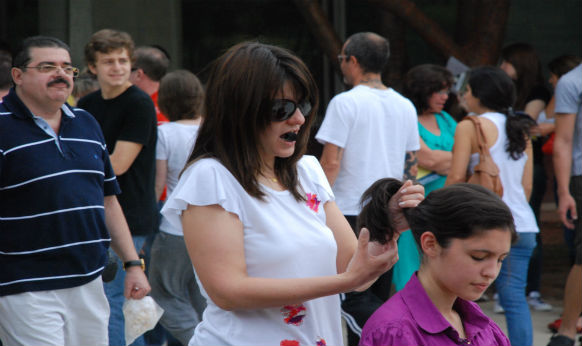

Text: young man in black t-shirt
xmin=77 ymin=29 xmax=157 ymax=346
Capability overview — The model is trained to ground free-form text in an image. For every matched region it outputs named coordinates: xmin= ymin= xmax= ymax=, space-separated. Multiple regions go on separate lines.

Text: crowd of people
xmin=0 ymin=28 xmax=580 ymax=346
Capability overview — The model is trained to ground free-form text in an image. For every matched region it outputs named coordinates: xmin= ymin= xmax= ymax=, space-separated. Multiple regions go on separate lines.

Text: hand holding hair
xmin=391 ymin=180 xmax=424 ymax=231
xmin=345 ymin=227 xmax=399 ymax=291
xmin=358 ymin=179 xmax=424 ymax=245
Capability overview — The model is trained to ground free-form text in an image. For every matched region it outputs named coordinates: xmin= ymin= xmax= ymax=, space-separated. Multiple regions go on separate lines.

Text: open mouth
xmin=280 ymin=132 xmax=298 ymax=142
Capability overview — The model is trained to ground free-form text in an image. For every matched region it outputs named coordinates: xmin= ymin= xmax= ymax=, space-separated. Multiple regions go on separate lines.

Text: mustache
xmin=47 ymin=77 xmax=70 ymax=88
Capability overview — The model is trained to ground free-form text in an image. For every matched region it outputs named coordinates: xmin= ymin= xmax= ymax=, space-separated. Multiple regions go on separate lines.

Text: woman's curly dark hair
xmin=403 ymin=64 xmax=454 ymax=115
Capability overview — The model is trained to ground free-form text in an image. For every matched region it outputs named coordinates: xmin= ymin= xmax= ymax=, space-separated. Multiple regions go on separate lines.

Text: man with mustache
xmin=0 ymin=36 xmax=150 ymax=345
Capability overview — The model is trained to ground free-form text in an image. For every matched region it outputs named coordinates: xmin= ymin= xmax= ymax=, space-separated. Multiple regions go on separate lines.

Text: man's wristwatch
xmin=123 ymin=258 xmax=145 ymax=271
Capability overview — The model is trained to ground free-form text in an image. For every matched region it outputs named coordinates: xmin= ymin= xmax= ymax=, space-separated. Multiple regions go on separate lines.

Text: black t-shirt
xmin=525 ymin=84 xmax=551 ymax=105
xmin=78 ymin=85 xmax=158 ymax=236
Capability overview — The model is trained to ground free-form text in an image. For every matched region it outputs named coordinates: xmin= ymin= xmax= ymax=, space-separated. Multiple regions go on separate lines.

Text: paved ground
xmin=479 ymin=296 xmax=562 ymax=346
xmin=479 ymin=202 xmax=576 ymax=346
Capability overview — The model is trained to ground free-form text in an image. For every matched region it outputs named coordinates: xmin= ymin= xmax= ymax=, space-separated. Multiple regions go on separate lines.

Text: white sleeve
xmin=315 ymin=94 xmax=354 ymax=148
xmin=554 ymin=68 xmax=581 ymax=114
xmin=161 ymin=159 xmax=245 ymax=230
xmin=156 ymin=124 xmax=169 ymax=160
xmin=404 ymin=101 xmax=421 ymax=152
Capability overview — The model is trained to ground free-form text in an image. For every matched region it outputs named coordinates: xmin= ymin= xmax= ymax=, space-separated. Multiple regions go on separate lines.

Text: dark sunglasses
xmin=271 ymin=99 xmax=312 ymax=122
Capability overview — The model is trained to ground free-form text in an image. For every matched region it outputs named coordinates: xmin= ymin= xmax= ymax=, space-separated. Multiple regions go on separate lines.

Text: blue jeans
xmin=496 ymin=232 xmax=536 ymax=346
xmin=104 ymin=235 xmax=147 ymax=346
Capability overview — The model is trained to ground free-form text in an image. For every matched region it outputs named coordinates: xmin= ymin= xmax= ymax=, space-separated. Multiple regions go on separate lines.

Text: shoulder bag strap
xmin=466 ymin=115 xmax=491 ymax=157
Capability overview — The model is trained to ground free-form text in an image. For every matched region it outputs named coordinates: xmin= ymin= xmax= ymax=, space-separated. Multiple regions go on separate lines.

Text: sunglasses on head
xmin=271 ymin=99 xmax=312 ymax=122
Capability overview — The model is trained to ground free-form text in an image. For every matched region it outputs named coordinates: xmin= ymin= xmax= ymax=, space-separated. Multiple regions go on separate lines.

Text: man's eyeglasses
xmin=436 ymin=88 xmax=451 ymax=95
xmin=337 ymin=55 xmax=350 ymax=64
xmin=22 ymin=64 xmax=80 ymax=77
xmin=271 ymin=99 xmax=312 ymax=122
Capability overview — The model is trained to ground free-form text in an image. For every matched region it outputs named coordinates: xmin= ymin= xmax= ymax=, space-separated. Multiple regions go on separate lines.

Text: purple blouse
xmin=360 ymin=273 xmax=510 ymax=346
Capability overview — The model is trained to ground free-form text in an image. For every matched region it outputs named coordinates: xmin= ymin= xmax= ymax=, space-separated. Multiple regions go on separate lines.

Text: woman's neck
xmin=473 ymin=105 xmax=494 ymax=115
xmin=259 ymin=162 xmax=277 ymax=179
xmin=258 ymin=161 xmax=285 ymax=190
xmin=175 ymin=118 xmax=201 ymax=126
xmin=417 ymin=267 xmax=467 ymax=338
xmin=417 ymin=267 xmax=457 ymax=314
xmin=420 ymin=109 xmax=437 ymax=117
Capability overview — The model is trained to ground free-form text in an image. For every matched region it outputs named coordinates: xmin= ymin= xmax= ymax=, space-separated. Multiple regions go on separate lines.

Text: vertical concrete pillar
xmin=68 ymin=0 xmax=93 ymax=68
xmin=38 ymin=0 xmax=67 ymax=40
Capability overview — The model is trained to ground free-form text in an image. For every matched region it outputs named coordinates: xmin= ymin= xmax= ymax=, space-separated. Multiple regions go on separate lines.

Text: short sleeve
xmin=315 ymin=94 xmax=355 ymax=148
xmin=405 ymin=101 xmax=421 ymax=152
xmin=161 ymin=158 xmax=245 ymax=230
xmin=117 ymin=93 xmax=156 ymax=145
xmin=156 ymin=124 xmax=170 ymax=160
xmin=526 ymin=85 xmax=551 ymax=104
xmin=555 ymin=68 xmax=581 ymax=115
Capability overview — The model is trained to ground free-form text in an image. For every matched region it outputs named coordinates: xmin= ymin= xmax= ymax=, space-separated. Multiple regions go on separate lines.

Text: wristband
xmin=123 ymin=259 xmax=145 ymax=271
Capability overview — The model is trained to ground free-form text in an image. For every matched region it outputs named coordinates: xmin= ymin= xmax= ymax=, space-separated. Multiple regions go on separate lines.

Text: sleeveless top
xmin=417 ymin=111 xmax=457 ymax=194
xmin=469 ymin=112 xmax=538 ymax=233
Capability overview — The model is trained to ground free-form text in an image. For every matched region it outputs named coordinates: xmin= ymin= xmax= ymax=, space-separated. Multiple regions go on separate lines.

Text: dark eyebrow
xmin=36 ymin=61 xmax=73 ymax=66
xmin=471 ymin=249 xmax=510 ymax=257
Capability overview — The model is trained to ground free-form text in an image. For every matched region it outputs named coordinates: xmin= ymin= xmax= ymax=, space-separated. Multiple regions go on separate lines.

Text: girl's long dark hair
xmin=501 ymin=43 xmax=545 ymax=110
xmin=468 ymin=66 xmax=536 ymax=160
xmin=185 ymin=42 xmax=319 ymax=201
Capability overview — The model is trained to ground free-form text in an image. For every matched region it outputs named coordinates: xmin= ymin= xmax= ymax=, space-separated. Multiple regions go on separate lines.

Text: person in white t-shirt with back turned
xmin=315 ymin=31 xmax=420 ymax=346
xmin=149 ymin=70 xmax=206 ymax=345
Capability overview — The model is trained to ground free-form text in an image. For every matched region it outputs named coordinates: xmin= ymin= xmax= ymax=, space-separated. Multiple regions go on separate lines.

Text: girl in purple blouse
xmin=358 ymin=180 xmax=513 ymax=346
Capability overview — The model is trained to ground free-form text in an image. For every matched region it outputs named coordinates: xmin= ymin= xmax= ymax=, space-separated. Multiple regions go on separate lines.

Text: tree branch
xmin=292 ymin=0 xmax=343 ymax=72
xmin=365 ymin=0 xmax=467 ymax=62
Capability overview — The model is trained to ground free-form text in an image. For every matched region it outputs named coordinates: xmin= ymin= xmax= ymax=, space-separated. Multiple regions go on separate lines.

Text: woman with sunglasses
xmin=161 ymin=42 xmax=424 ymax=345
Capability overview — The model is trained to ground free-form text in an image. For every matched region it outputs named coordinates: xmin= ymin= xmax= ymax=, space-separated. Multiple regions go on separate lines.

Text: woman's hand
xmin=388 ymin=180 xmax=424 ymax=233
xmin=345 ymin=228 xmax=399 ymax=291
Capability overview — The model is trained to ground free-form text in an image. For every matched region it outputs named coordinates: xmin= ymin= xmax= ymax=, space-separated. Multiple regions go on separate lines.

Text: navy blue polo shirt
xmin=0 ymin=88 xmax=120 ymax=296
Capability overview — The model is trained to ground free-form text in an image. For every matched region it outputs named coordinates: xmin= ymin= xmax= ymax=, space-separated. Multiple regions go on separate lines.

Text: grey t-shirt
xmin=555 ymin=63 xmax=582 ymax=176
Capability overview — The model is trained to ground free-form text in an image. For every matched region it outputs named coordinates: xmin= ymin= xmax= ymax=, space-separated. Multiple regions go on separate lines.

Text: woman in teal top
xmin=393 ymin=64 xmax=457 ymax=290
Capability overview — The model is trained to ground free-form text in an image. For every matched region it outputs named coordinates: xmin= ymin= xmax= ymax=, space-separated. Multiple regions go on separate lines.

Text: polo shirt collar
xmin=2 ymin=87 xmax=75 ymax=120
xmin=401 ymin=273 xmax=490 ymax=339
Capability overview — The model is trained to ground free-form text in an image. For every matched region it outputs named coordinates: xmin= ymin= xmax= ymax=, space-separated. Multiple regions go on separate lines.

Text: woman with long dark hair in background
xmin=446 ymin=66 xmax=537 ymax=346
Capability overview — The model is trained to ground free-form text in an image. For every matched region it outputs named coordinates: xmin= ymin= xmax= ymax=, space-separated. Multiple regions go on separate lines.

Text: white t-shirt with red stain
xmin=162 ymin=155 xmax=342 ymax=346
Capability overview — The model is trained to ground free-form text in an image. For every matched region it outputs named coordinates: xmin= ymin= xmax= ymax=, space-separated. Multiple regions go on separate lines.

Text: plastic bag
xmin=123 ymin=296 xmax=164 ymax=345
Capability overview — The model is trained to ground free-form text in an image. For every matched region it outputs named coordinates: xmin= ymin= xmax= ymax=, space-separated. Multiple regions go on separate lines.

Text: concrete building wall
xmin=36 ymin=0 xmax=181 ymax=69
